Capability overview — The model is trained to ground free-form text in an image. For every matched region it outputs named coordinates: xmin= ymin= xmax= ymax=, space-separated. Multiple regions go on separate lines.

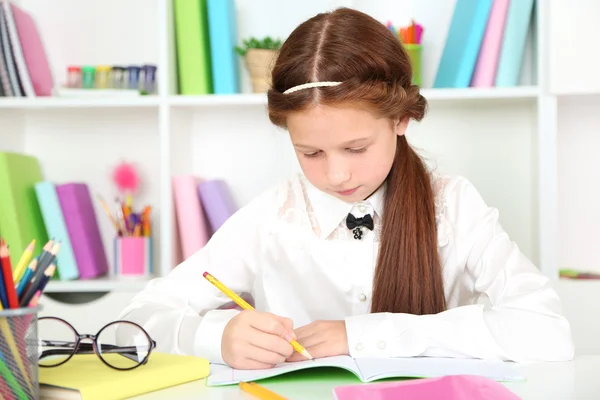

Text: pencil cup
xmin=404 ymin=44 xmax=422 ymax=86
xmin=0 ymin=306 xmax=41 ymax=400
xmin=114 ymin=237 xmax=152 ymax=277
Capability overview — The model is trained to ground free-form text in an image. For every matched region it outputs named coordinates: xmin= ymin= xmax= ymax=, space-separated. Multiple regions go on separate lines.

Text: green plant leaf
xmin=235 ymin=35 xmax=283 ymax=56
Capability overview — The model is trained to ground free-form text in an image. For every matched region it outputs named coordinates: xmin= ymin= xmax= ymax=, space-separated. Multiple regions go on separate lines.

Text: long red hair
xmin=267 ymin=8 xmax=446 ymax=315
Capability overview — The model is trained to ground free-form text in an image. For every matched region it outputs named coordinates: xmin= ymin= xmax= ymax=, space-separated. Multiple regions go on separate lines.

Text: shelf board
xmin=0 ymin=87 xmax=539 ymax=110
xmin=44 ymin=276 xmax=152 ymax=293
xmin=0 ymin=96 xmax=160 ymax=109
xmin=169 ymin=93 xmax=267 ymax=107
xmin=421 ymin=86 xmax=540 ymax=100
xmin=168 ymin=86 xmax=539 ymax=107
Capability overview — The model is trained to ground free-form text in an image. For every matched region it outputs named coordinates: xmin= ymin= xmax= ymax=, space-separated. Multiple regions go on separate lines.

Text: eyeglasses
xmin=38 ymin=316 xmax=156 ymax=371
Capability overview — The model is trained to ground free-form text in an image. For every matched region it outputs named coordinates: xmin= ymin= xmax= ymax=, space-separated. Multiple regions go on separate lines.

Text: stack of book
xmin=434 ymin=0 xmax=535 ymax=88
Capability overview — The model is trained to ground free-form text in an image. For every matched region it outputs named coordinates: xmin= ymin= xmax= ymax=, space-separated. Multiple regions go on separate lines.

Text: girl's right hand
xmin=222 ymin=310 xmax=296 ymax=369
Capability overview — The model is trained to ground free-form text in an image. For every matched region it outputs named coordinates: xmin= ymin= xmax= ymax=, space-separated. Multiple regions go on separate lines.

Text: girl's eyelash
xmin=347 ymin=147 xmax=367 ymax=154
xmin=303 ymin=151 xmax=321 ymax=158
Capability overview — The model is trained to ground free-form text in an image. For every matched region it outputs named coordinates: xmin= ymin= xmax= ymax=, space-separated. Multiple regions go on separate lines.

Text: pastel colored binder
xmin=471 ymin=0 xmax=511 ymax=87
xmin=7 ymin=2 xmax=54 ymax=96
xmin=2 ymin=1 xmax=34 ymax=97
xmin=173 ymin=0 xmax=212 ymax=94
xmin=333 ymin=375 xmax=521 ymax=400
xmin=0 ymin=152 xmax=48 ymax=265
xmin=495 ymin=0 xmax=535 ymax=87
xmin=433 ymin=0 xmax=494 ymax=88
xmin=197 ymin=179 xmax=237 ymax=234
xmin=172 ymin=175 xmax=210 ymax=260
xmin=207 ymin=0 xmax=240 ymax=94
xmin=56 ymin=183 xmax=108 ymax=279
xmin=34 ymin=181 xmax=79 ymax=280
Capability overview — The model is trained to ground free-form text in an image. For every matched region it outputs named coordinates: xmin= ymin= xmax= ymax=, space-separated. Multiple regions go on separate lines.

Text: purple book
xmin=197 ymin=179 xmax=237 ymax=234
xmin=56 ymin=183 xmax=108 ymax=279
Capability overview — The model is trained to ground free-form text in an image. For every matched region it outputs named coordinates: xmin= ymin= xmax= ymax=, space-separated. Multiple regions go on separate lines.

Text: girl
xmin=119 ymin=8 xmax=574 ymax=369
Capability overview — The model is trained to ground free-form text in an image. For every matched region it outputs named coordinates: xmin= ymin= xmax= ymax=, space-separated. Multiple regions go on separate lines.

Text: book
xmin=494 ymin=0 xmax=535 ymax=87
xmin=39 ymin=352 xmax=210 ymax=400
xmin=34 ymin=181 xmax=79 ymax=280
xmin=433 ymin=0 xmax=494 ymax=88
xmin=332 ymin=374 xmax=521 ymax=400
xmin=470 ymin=0 xmax=511 ymax=87
xmin=0 ymin=152 xmax=48 ymax=266
xmin=0 ymin=4 xmax=22 ymax=97
xmin=55 ymin=183 xmax=108 ymax=279
xmin=207 ymin=0 xmax=239 ymax=94
xmin=2 ymin=1 xmax=34 ymax=97
xmin=172 ymin=175 xmax=211 ymax=260
xmin=6 ymin=2 xmax=54 ymax=96
xmin=173 ymin=0 xmax=212 ymax=94
xmin=197 ymin=179 xmax=237 ymax=234
xmin=207 ymin=355 xmax=525 ymax=386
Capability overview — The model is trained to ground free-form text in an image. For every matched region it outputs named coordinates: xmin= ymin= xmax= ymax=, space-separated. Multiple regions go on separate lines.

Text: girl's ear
xmin=395 ymin=118 xmax=410 ymax=137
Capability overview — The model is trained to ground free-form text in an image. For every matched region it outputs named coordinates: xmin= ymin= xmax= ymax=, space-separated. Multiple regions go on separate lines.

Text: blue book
xmin=207 ymin=0 xmax=240 ymax=94
xmin=34 ymin=181 xmax=79 ymax=280
xmin=433 ymin=0 xmax=494 ymax=88
xmin=495 ymin=0 xmax=535 ymax=87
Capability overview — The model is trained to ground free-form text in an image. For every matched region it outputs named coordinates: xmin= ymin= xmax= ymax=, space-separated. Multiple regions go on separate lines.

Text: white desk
xmin=130 ymin=355 xmax=600 ymax=400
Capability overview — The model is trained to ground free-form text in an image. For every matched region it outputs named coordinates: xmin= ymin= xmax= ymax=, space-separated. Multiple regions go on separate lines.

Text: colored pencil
xmin=12 ymin=239 xmax=35 ymax=282
xmin=0 ymin=319 xmax=34 ymax=394
xmin=0 ymin=349 xmax=29 ymax=400
xmin=0 ymin=244 xmax=18 ymax=309
xmin=20 ymin=264 xmax=54 ymax=307
xmin=16 ymin=259 xmax=37 ymax=299
xmin=239 ymin=382 xmax=287 ymax=400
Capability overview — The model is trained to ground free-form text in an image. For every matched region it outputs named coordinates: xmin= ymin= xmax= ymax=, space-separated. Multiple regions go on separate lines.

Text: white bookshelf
xmin=1 ymin=0 xmax=591 ymax=336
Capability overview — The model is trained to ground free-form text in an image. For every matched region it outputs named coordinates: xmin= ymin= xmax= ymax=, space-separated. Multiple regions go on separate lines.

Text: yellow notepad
xmin=39 ymin=352 xmax=209 ymax=400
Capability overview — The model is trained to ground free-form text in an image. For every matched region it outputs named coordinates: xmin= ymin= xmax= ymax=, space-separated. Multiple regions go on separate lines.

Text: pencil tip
xmin=301 ymin=350 xmax=313 ymax=360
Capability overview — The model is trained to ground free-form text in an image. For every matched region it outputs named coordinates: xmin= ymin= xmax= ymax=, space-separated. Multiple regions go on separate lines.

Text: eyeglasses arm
xmin=39 ymin=340 xmax=151 ymax=363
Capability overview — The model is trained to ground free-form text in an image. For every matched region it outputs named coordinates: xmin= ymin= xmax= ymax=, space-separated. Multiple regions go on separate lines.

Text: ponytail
xmin=370 ymin=136 xmax=447 ymax=315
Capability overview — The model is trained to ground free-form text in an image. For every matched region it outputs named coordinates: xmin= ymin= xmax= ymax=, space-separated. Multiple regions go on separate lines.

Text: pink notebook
xmin=7 ymin=2 xmax=53 ymax=96
xmin=333 ymin=375 xmax=521 ymax=400
xmin=470 ymin=0 xmax=511 ymax=87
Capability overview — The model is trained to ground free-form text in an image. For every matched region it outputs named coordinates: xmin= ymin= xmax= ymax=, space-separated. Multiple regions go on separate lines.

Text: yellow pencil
xmin=97 ymin=194 xmax=121 ymax=233
xmin=203 ymin=272 xmax=312 ymax=360
xmin=239 ymin=381 xmax=287 ymax=400
xmin=12 ymin=239 xmax=35 ymax=282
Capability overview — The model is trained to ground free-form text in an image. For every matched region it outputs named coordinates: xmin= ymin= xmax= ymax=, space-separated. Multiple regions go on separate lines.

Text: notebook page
xmin=207 ymin=355 xmax=359 ymax=386
xmin=355 ymin=357 xmax=525 ymax=382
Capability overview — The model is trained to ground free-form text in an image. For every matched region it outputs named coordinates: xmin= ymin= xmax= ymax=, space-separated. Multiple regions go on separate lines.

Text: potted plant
xmin=235 ymin=36 xmax=282 ymax=93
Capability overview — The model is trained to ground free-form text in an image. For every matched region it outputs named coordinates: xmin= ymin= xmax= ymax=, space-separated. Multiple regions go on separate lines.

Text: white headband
xmin=283 ymin=81 xmax=342 ymax=94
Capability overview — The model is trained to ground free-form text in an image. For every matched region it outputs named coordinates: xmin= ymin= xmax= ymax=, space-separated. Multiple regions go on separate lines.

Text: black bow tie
xmin=346 ymin=213 xmax=374 ymax=231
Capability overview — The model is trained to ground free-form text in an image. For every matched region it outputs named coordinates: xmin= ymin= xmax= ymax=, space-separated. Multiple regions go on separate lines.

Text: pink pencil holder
xmin=114 ymin=237 xmax=152 ymax=276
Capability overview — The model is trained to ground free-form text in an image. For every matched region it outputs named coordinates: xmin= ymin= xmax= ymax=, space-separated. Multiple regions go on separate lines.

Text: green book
xmin=174 ymin=0 xmax=213 ymax=94
xmin=0 ymin=152 xmax=48 ymax=265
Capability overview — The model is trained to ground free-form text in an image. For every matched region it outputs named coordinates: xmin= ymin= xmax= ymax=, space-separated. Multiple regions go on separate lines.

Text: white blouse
xmin=118 ymin=173 xmax=574 ymax=365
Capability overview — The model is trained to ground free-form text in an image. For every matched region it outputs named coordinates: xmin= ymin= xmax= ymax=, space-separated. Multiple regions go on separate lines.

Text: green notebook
xmin=174 ymin=0 xmax=213 ymax=94
xmin=0 ymin=152 xmax=48 ymax=265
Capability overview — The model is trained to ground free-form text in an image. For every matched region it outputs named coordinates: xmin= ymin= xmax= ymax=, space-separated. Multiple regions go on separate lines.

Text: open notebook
xmin=207 ymin=355 xmax=525 ymax=386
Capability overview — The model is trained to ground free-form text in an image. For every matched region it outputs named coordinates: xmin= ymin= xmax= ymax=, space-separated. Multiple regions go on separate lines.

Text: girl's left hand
xmin=286 ymin=320 xmax=349 ymax=362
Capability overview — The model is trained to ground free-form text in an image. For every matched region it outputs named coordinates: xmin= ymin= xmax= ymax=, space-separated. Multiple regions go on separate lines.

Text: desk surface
xmin=130 ymin=355 xmax=600 ymax=400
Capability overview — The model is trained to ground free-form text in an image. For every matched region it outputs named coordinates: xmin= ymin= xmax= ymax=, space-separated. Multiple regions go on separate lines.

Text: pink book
xmin=7 ymin=2 xmax=54 ymax=96
xmin=333 ymin=375 xmax=521 ymax=400
xmin=56 ymin=183 xmax=109 ymax=279
xmin=470 ymin=0 xmax=511 ymax=87
xmin=172 ymin=175 xmax=210 ymax=260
